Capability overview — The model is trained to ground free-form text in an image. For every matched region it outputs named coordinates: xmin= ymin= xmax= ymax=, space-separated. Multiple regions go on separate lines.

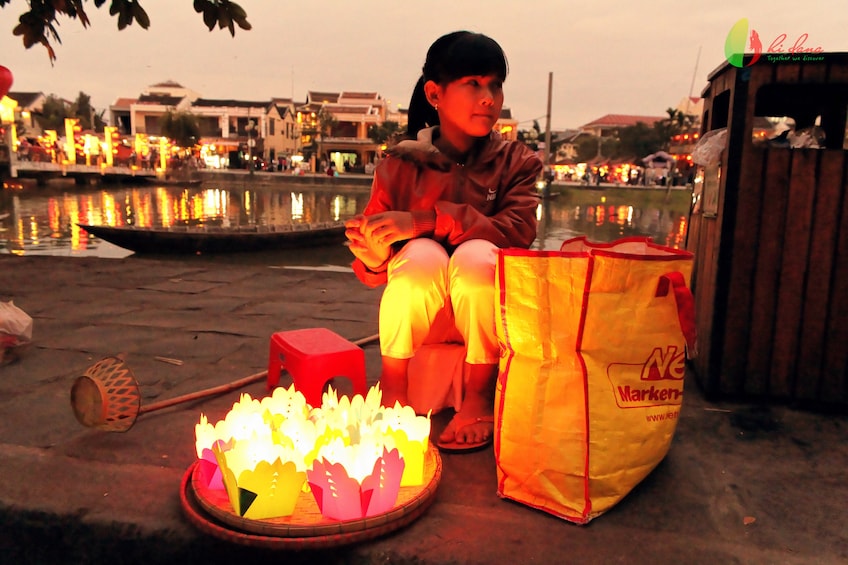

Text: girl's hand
xmin=358 ymin=211 xmax=414 ymax=246
xmin=345 ymin=215 xmax=392 ymax=269
xmin=347 ymin=239 xmax=390 ymax=269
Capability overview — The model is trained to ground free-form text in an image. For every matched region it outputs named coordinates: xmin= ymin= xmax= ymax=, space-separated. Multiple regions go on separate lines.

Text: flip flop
xmin=436 ymin=415 xmax=495 ymax=453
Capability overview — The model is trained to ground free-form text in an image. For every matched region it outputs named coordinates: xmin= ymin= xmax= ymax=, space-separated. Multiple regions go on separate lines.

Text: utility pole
xmin=544 ymin=71 xmax=553 ymax=167
xmin=536 ymin=72 xmax=554 ymax=198
xmin=687 ymin=46 xmax=702 ymax=116
xmin=246 ymin=116 xmax=256 ymax=177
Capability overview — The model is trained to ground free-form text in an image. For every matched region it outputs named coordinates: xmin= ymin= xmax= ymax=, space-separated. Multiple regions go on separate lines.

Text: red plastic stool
xmin=266 ymin=328 xmax=368 ymax=406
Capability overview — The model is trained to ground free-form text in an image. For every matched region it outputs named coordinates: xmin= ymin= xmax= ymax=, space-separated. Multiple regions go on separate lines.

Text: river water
xmin=0 ymin=179 xmax=692 ymax=266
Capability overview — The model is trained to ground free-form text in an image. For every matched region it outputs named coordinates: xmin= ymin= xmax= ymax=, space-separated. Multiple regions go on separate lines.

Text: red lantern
xmin=0 ymin=66 xmax=12 ymax=99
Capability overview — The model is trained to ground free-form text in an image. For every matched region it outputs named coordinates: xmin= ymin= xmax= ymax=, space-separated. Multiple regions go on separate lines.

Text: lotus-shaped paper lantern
xmin=213 ymin=435 xmax=307 ymax=520
xmin=192 ymin=383 xmax=433 ymax=522
xmin=310 ymin=384 xmax=383 ymax=434
xmin=195 ymin=386 xmax=309 ymax=489
xmin=307 ymin=437 xmax=405 ymax=521
xmin=375 ymin=403 xmax=432 ymax=486
xmin=261 ymin=384 xmax=311 ymax=421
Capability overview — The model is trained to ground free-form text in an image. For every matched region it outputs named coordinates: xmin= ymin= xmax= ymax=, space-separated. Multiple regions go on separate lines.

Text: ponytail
xmin=406 ymin=76 xmax=439 ymax=139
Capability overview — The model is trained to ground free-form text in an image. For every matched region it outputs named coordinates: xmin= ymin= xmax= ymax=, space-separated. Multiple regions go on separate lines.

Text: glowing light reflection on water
xmin=0 ymin=181 xmax=692 ymax=265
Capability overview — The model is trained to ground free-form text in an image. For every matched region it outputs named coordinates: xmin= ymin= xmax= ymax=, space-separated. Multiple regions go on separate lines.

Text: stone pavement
xmin=0 ymin=253 xmax=846 ymax=565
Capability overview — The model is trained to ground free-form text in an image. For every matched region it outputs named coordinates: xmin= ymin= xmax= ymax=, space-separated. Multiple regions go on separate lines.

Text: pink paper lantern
xmin=0 ymin=66 xmax=12 ymax=99
xmin=197 ymin=448 xmax=225 ymax=490
xmin=307 ymin=447 xmax=405 ymax=521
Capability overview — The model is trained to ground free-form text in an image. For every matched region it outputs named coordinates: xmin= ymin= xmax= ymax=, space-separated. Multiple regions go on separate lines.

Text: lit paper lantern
xmin=311 ymin=384 xmax=383 ymax=431
xmin=261 ymin=384 xmax=311 ymax=421
xmin=375 ymin=403 xmax=431 ymax=486
xmin=213 ymin=436 xmax=307 ymax=520
xmin=0 ymin=66 xmax=12 ymax=100
xmin=195 ymin=386 xmax=309 ymax=489
xmin=193 ymin=383 xmax=431 ymax=521
xmin=307 ymin=439 xmax=405 ymax=521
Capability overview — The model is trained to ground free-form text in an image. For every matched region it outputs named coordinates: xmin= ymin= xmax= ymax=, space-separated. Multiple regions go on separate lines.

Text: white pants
xmin=379 ymin=238 xmax=499 ymax=413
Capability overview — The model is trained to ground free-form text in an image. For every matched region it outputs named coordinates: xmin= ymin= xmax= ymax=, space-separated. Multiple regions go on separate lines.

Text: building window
xmin=269 ymin=118 xmax=275 ymax=136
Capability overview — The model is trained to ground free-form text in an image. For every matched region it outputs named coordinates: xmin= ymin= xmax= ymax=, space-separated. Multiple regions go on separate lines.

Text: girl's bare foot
xmin=437 ymin=413 xmax=494 ymax=448
xmin=437 ymin=363 xmax=496 ymax=451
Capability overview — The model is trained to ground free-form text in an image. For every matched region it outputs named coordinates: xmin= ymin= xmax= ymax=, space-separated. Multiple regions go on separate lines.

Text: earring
xmin=433 ymin=104 xmax=439 ymax=111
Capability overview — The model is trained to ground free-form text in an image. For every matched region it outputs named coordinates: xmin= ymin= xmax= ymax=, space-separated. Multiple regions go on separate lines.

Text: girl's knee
xmin=387 ymin=239 xmax=450 ymax=293
xmin=451 ymin=240 xmax=497 ymax=268
xmin=449 ymin=240 xmax=497 ymax=290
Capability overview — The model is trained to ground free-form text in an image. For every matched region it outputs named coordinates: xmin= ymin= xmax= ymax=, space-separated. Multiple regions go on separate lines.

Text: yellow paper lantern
xmin=213 ymin=437 xmax=306 ymax=520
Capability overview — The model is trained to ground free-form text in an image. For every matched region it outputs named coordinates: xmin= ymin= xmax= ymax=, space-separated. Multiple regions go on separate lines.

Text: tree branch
xmin=7 ymin=0 xmax=251 ymax=62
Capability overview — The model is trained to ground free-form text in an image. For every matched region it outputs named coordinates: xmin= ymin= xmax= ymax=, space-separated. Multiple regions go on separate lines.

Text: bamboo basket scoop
xmin=70 ymin=333 xmax=379 ymax=433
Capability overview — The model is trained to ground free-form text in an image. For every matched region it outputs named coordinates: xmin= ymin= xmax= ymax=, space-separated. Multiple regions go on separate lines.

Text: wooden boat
xmin=157 ymin=177 xmax=203 ymax=186
xmin=78 ymin=221 xmax=347 ymax=254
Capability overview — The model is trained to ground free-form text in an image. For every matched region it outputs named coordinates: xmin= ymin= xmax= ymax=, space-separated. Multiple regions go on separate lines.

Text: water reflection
xmin=533 ymin=188 xmax=690 ymax=250
xmin=0 ymin=181 xmax=691 ymax=261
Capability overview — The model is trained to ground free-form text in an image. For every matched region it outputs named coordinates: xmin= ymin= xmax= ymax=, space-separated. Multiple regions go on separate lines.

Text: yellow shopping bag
xmin=494 ymin=237 xmax=696 ymax=524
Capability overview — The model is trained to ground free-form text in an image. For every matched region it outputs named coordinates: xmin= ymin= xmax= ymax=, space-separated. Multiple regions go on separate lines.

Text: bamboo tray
xmin=180 ymin=444 xmax=442 ymax=549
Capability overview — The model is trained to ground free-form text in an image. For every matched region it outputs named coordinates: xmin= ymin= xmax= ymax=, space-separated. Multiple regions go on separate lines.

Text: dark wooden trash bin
xmin=687 ymin=52 xmax=848 ymax=407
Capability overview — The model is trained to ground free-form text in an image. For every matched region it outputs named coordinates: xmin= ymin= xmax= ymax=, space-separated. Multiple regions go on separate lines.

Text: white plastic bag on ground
xmin=0 ymin=300 xmax=33 ymax=364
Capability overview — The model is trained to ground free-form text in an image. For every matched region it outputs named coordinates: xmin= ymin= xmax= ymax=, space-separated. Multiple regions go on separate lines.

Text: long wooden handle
xmin=138 ymin=332 xmax=380 ymax=415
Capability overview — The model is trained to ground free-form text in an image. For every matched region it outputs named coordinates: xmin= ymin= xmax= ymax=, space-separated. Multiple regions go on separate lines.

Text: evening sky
xmin=2 ymin=0 xmax=845 ymax=130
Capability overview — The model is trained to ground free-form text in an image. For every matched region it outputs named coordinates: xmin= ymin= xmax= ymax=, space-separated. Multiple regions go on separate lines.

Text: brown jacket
xmin=352 ymin=127 xmax=542 ymax=287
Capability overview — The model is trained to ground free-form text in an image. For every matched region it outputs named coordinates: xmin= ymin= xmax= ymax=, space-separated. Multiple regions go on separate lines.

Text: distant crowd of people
xmin=12 ymin=135 xmax=382 ymax=178
xmin=14 ymin=137 xmax=50 ymax=162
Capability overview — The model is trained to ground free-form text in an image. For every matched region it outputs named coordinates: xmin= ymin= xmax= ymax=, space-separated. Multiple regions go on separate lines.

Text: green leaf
xmin=217 ymin=6 xmax=232 ymax=32
xmin=228 ymin=2 xmax=247 ymax=19
xmin=117 ymin=8 xmax=131 ymax=30
xmin=228 ymin=2 xmax=251 ymax=31
xmin=11 ymin=0 xmax=251 ymax=63
xmin=44 ymin=41 xmax=57 ymax=63
xmin=132 ymin=2 xmax=150 ymax=29
xmin=202 ymin=6 xmax=216 ymax=31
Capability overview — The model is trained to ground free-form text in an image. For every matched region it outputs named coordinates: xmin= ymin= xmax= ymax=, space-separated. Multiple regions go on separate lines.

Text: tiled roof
xmin=7 ymin=92 xmax=43 ymax=107
xmin=553 ymin=129 xmax=585 ymax=142
xmin=192 ymin=98 xmax=269 ymax=108
xmin=328 ymin=105 xmax=371 ymax=114
xmin=274 ymin=105 xmax=294 ymax=118
xmin=307 ymin=91 xmax=340 ymax=103
xmin=581 ymin=114 xmax=666 ymax=128
xmin=297 ymin=102 xmax=325 ymax=112
xmin=150 ymin=80 xmax=184 ymax=88
xmin=340 ymin=92 xmax=379 ymax=100
xmin=137 ymin=94 xmax=184 ymax=106
xmin=111 ymin=97 xmax=137 ymax=108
